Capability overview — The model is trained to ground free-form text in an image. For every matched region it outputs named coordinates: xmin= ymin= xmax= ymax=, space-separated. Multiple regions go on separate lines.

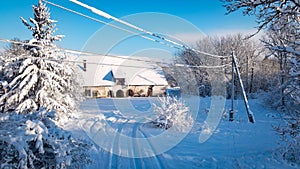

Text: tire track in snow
xmin=131 ymin=123 xmax=145 ymax=169
xmin=138 ymin=125 xmax=167 ymax=169
xmin=108 ymin=120 xmax=129 ymax=169
xmin=79 ymin=116 xmax=109 ymax=169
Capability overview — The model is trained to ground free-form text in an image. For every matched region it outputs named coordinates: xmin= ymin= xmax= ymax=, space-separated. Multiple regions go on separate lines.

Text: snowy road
xmin=64 ymin=97 xmax=296 ymax=169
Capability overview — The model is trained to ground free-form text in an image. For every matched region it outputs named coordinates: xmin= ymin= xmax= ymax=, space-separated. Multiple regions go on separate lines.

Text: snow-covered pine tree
xmin=0 ymin=0 xmax=79 ymax=120
xmin=0 ymin=1 xmax=91 ymax=168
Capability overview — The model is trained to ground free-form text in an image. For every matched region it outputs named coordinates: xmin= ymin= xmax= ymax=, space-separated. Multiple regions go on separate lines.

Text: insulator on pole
xmin=232 ymin=51 xmax=255 ymax=123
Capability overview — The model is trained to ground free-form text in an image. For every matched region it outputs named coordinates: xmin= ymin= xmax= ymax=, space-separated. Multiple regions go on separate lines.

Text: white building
xmin=77 ymin=54 xmax=169 ymax=98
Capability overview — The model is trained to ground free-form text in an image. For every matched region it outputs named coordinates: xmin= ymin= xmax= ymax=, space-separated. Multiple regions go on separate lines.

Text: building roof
xmin=76 ymin=54 xmax=168 ymax=87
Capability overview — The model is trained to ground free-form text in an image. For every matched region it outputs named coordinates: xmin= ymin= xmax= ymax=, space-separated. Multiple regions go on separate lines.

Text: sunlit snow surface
xmin=64 ymin=97 xmax=296 ymax=169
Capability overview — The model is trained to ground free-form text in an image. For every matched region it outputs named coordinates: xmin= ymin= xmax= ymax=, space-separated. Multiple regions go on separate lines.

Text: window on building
xmin=85 ymin=89 xmax=91 ymax=97
xmin=92 ymin=90 xmax=98 ymax=97
xmin=116 ymin=78 xmax=125 ymax=85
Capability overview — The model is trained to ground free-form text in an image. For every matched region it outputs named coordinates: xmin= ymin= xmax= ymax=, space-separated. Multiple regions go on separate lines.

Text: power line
xmin=53 ymin=59 xmax=158 ymax=69
xmin=56 ymin=59 xmax=226 ymax=69
xmin=0 ymin=38 xmax=228 ymax=69
xmin=0 ymin=38 xmax=163 ymax=65
xmin=0 ymin=38 xmax=155 ymax=69
xmin=173 ymin=63 xmax=226 ymax=69
xmin=42 ymin=0 xmax=182 ymax=51
xmin=69 ymin=0 xmax=227 ymax=59
xmin=43 ymin=0 xmax=229 ymax=59
xmin=58 ymin=45 xmax=229 ymax=68
xmin=0 ymin=2 xmax=229 ymax=69
xmin=60 ymin=48 xmax=164 ymax=65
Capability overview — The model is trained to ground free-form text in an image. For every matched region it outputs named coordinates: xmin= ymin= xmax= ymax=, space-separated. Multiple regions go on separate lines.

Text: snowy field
xmin=64 ymin=97 xmax=296 ymax=169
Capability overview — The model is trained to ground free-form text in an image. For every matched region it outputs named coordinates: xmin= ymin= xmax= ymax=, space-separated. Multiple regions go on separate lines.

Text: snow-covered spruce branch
xmin=0 ymin=113 xmax=91 ymax=169
xmin=0 ymin=55 xmax=77 ymax=116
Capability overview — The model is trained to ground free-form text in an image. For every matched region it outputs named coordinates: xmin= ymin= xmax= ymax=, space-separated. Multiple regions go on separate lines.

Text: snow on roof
xmin=76 ymin=54 xmax=168 ymax=87
xmin=128 ymin=69 xmax=168 ymax=86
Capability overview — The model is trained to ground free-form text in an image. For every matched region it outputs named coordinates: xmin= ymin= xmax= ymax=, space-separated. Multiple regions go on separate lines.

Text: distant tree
xmin=1 ymin=38 xmax=29 ymax=83
xmin=4 ymin=38 xmax=28 ymax=57
xmin=162 ymin=61 xmax=200 ymax=96
xmin=174 ymin=48 xmax=210 ymax=96
xmin=175 ymin=34 xmax=264 ymax=98
xmin=249 ymin=58 xmax=281 ymax=99
xmin=210 ymin=34 xmax=264 ymax=95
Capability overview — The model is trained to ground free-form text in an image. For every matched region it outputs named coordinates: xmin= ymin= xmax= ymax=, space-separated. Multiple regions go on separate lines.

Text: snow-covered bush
xmin=0 ymin=113 xmax=91 ymax=169
xmin=153 ymin=96 xmax=193 ymax=132
xmin=257 ymin=89 xmax=282 ymax=108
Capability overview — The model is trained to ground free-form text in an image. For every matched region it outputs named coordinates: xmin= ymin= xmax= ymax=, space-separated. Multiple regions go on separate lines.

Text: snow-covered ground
xmin=64 ymin=97 xmax=297 ymax=169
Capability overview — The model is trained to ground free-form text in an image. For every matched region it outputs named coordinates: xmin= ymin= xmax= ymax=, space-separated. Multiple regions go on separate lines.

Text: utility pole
xmin=229 ymin=51 xmax=235 ymax=121
xmin=230 ymin=51 xmax=255 ymax=123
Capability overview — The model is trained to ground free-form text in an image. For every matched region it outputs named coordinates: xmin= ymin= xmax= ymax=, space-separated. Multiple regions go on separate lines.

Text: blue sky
xmin=0 ymin=0 xmax=257 ymax=55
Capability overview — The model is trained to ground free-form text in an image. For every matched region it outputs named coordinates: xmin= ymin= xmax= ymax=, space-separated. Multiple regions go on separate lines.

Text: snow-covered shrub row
xmin=0 ymin=112 xmax=91 ymax=169
xmin=152 ymin=96 xmax=194 ymax=132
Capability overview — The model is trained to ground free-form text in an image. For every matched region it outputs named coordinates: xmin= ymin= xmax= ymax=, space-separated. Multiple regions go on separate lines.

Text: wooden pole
xmin=229 ymin=51 xmax=235 ymax=121
xmin=232 ymin=51 xmax=255 ymax=123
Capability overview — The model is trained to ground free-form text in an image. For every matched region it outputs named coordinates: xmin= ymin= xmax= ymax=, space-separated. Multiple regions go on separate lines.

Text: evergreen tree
xmin=0 ymin=0 xmax=79 ymax=120
xmin=0 ymin=1 xmax=91 ymax=168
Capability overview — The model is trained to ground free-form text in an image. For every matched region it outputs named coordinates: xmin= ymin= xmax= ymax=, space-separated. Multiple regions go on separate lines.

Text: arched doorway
xmin=127 ymin=89 xmax=134 ymax=97
xmin=116 ymin=90 xmax=124 ymax=97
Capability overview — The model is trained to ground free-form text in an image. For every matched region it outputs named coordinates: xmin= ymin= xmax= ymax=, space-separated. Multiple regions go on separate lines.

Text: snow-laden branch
xmin=223 ymin=0 xmax=300 ymax=32
xmin=269 ymin=45 xmax=300 ymax=57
